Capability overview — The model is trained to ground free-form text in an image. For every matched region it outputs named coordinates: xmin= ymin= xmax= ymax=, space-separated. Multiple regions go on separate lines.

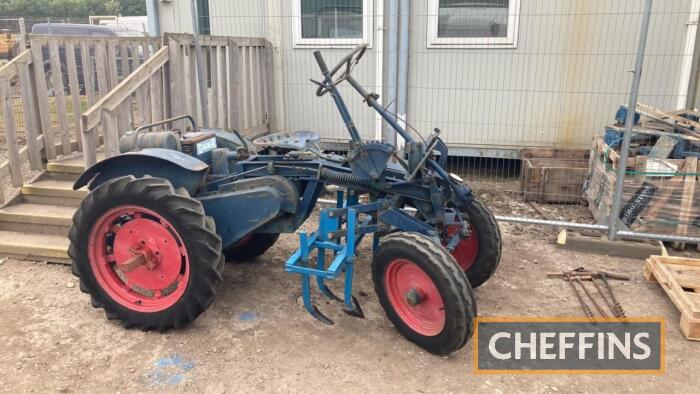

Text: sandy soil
xmin=0 ymin=215 xmax=698 ymax=394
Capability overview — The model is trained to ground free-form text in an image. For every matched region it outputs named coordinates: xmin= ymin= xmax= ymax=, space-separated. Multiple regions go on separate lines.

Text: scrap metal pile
xmin=584 ymin=103 xmax=700 ymax=239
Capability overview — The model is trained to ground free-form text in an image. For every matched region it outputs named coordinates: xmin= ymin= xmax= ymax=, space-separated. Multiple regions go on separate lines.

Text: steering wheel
xmin=313 ymin=44 xmax=368 ymax=97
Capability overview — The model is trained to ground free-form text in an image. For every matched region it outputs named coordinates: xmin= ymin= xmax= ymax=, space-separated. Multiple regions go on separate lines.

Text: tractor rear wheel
xmin=69 ymin=176 xmax=224 ymax=331
xmin=224 ymin=233 xmax=279 ymax=262
xmin=373 ymin=232 xmax=476 ymax=355
xmin=444 ymin=198 xmax=502 ymax=288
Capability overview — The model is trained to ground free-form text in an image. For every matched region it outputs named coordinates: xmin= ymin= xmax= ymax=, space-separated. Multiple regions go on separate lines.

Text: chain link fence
xmin=2 ymin=1 xmax=700 ymax=244
xmin=194 ymin=0 xmax=700 ymax=243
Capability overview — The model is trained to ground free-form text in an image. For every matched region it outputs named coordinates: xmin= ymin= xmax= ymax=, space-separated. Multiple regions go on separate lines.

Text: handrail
xmin=82 ymin=46 xmax=169 ymax=132
xmin=0 ymin=49 xmax=31 ymax=80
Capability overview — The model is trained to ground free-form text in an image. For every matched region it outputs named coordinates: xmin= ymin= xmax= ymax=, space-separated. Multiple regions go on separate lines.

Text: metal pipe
xmin=685 ymin=2 xmax=700 ymax=110
xmin=191 ymin=0 xmax=210 ymax=128
xmin=386 ymin=0 xmax=399 ymax=146
xmin=396 ymin=0 xmax=410 ymax=147
xmin=347 ymin=76 xmax=414 ymax=143
xmin=616 ymin=231 xmax=700 ymax=244
xmin=317 ymin=200 xmax=700 ymax=244
xmin=494 ymin=216 xmax=610 ymax=232
xmin=146 ymin=0 xmax=160 ymax=37
xmin=374 ymin=0 xmax=385 ymax=140
xmin=608 ymin=0 xmax=653 ymax=240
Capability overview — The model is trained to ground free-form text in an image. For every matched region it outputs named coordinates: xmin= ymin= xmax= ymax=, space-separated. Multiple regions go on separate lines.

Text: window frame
xmin=427 ymin=0 xmax=521 ymax=49
xmin=292 ymin=0 xmax=374 ymax=48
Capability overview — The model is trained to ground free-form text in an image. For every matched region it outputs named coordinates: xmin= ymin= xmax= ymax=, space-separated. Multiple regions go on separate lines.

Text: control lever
xmin=309 ymin=79 xmax=325 ymax=88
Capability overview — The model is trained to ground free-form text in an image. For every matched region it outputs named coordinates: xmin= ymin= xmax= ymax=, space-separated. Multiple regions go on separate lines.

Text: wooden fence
xmin=0 ymin=33 xmax=274 ymax=198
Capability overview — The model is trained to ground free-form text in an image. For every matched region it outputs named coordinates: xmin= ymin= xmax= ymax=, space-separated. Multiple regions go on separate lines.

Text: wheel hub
xmin=88 ymin=206 xmax=190 ymax=313
xmin=384 ymin=259 xmax=446 ymax=336
xmin=405 ymin=288 xmax=424 ymax=306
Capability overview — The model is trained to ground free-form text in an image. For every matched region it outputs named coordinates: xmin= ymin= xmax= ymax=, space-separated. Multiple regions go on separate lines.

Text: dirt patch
xmin=0 ymin=215 xmax=698 ymax=393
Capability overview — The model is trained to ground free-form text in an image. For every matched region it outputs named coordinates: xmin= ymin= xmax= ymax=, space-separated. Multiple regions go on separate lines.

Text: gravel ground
xmin=1 ymin=215 xmax=698 ymax=393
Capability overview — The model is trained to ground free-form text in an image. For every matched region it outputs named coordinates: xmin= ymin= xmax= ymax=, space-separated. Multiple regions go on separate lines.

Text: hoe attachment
xmin=285 ymin=190 xmax=388 ymax=324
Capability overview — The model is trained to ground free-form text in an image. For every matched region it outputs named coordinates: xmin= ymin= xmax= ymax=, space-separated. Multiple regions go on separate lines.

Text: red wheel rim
xmin=445 ymin=223 xmax=479 ymax=271
xmin=88 ymin=205 xmax=190 ymax=313
xmin=384 ymin=259 xmax=445 ymax=336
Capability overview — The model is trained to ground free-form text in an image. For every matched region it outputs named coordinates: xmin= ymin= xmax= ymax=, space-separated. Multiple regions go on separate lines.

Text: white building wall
xmin=155 ymin=0 xmax=693 ymax=151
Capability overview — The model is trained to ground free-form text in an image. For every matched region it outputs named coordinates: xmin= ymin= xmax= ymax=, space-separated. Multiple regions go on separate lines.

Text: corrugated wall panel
xmin=407 ymin=0 xmax=691 ymax=149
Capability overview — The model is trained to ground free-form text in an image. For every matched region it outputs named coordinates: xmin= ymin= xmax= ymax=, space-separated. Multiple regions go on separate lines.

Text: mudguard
xmin=73 ymin=148 xmax=209 ymax=195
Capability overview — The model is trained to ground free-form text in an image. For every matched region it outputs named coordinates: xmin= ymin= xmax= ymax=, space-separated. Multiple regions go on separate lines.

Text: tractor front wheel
xmin=445 ymin=198 xmax=502 ymax=288
xmin=69 ymin=176 xmax=224 ymax=331
xmin=373 ymin=232 xmax=476 ymax=355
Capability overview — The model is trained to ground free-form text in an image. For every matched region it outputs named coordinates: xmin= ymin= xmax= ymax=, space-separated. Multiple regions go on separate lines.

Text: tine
xmin=343 ymin=295 xmax=365 ymax=319
xmin=312 ymin=305 xmax=335 ymax=325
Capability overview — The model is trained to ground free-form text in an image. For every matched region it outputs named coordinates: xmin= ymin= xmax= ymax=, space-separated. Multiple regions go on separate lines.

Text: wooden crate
xmin=586 ymin=136 xmax=700 ymax=238
xmin=645 ymin=255 xmax=700 ymax=340
xmin=521 ymin=156 xmax=589 ymax=204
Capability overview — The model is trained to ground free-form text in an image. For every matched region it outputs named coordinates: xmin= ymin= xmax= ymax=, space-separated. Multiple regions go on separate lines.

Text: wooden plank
xmin=64 ymin=42 xmax=83 ymax=151
xmin=79 ymin=42 xmax=96 ymax=105
xmin=0 ymin=49 xmax=31 ymax=79
xmin=166 ymin=33 xmax=266 ymax=48
xmin=0 ymin=80 xmax=22 ymax=187
xmin=648 ymin=257 xmax=700 ymax=318
xmin=210 ymin=46 xmax=219 ymax=128
xmin=118 ymin=42 xmax=133 ymax=132
xmin=167 ymin=38 xmax=185 ymax=130
xmin=151 ymin=69 xmax=164 ymax=122
xmin=185 ymin=45 xmax=197 ymax=128
xmin=30 ymin=34 xmax=161 ymax=46
xmin=0 ymin=135 xmax=43 ymax=182
xmin=28 ymin=41 xmax=58 ymax=161
xmin=17 ymin=60 xmax=43 ymax=170
xmin=656 ymin=256 xmax=700 ymax=267
xmin=677 ymin=157 xmax=698 ymax=241
xmin=48 ymin=39 xmax=71 ymax=154
xmin=101 ymin=108 xmax=119 ymax=158
xmin=79 ymin=41 xmax=98 ymax=153
xmin=107 ymin=42 xmax=127 ymax=138
xmin=130 ymin=42 xmax=143 ymax=125
xmin=636 ymin=103 xmax=700 ymax=139
xmin=227 ymin=43 xmax=241 ymax=131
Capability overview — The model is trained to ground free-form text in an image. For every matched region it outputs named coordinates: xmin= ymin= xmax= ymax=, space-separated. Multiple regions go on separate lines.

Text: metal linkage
xmin=550 ymin=268 xmax=630 ymax=318
xmin=286 ymin=192 xmax=389 ymax=324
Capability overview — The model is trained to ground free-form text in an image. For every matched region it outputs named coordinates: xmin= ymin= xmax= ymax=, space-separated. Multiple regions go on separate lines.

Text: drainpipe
xmin=146 ymin=0 xmax=160 ymax=36
xmin=396 ymin=0 xmax=409 ymax=150
xmin=386 ymin=0 xmax=399 ymax=146
xmin=374 ymin=0 xmax=385 ymax=140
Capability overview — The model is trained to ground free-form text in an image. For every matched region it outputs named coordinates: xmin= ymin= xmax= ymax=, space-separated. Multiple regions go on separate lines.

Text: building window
xmin=293 ymin=0 xmax=373 ymax=48
xmin=196 ymin=0 xmax=211 ymax=35
xmin=427 ymin=0 xmax=520 ymax=49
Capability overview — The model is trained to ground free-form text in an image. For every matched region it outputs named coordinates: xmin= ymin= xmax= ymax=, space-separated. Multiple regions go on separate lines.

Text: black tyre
xmin=223 ymin=233 xmax=279 ymax=262
xmin=69 ymin=176 xmax=224 ymax=331
xmin=446 ymin=198 xmax=502 ymax=288
xmin=373 ymin=232 xmax=476 ymax=355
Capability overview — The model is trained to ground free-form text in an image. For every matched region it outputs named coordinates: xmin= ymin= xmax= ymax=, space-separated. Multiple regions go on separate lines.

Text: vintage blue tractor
xmin=69 ymin=45 xmax=501 ymax=355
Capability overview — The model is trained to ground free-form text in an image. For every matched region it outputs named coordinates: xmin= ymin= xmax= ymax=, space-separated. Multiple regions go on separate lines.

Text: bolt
xmin=405 ymin=288 xmax=423 ymax=306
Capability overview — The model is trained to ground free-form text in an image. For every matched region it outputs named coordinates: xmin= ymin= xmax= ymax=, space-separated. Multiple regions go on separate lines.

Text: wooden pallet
xmin=644 ymin=255 xmax=700 ymax=340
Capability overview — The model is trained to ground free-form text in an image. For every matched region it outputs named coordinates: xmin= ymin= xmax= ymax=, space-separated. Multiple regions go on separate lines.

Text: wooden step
xmin=46 ymin=151 xmax=103 ymax=174
xmin=0 ymin=230 xmax=70 ymax=264
xmin=20 ymin=177 xmax=86 ymax=207
xmin=0 ymin=203 xmax=75 ymax=235
xmin=22 ymin=178 xmax=88 ymax=199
